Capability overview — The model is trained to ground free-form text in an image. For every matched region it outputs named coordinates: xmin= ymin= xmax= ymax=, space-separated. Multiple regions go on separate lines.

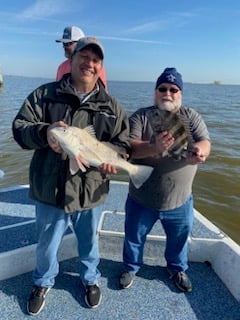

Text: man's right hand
xmin=155 ymin=131 xmax=175 ymax=154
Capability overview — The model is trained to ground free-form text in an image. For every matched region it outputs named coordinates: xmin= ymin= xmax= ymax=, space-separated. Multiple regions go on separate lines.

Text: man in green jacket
xmin=12 ymin=37 xmax=130 ymax=316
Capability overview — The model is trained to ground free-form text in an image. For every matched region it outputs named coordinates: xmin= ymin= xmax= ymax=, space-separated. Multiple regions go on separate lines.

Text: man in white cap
xmin=56 ymin=26 xmax=107 ymax=88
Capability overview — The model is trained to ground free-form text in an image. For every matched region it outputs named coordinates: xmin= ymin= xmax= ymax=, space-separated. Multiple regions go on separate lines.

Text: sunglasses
xmin=157 ymin=87 xmax=179 ymax=94
xmin=63 ymin=42 xmax=76 ymax=47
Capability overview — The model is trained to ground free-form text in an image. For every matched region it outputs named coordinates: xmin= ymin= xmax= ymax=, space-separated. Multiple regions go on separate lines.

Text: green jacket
xmin=12 ymin=76 xmax=130 ymax=212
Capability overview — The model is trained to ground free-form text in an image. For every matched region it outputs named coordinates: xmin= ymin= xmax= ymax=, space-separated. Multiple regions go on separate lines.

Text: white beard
xmin=155 ymin=96 xmax=182 ymax=113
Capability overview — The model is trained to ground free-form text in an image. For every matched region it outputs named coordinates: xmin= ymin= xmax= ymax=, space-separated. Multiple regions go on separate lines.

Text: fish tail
xmin=129 ymin=165 xmax=154 ymax=189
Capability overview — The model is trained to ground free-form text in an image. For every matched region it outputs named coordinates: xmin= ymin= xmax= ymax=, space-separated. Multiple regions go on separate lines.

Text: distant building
xmin=0 ymin=67 xmax=3 ymax=87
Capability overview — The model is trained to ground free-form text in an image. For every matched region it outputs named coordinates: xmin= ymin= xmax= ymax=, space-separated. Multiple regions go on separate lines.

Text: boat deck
xmin=0 ymin=181 xmax=239 ymax=319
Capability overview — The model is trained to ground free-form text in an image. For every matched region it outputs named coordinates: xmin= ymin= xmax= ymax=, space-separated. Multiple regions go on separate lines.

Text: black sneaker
xmin=119 ymin=272 xmax=135 ymax=289
xmin=85 ymin=284 xmax=102 ymax=308
xmin=27 ymin=286 xmax=51 ymax=316
xmin=168 ymin=270 xmax=192 ymax=292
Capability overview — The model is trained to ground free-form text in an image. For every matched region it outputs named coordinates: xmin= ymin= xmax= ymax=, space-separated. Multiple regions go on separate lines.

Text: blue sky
xmin=0 ymin=0 xmax=240 ymax=84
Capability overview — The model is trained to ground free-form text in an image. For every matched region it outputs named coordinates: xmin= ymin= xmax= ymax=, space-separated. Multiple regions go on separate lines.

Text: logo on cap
xmin=166 ymin=74 xmax=176 ymax=82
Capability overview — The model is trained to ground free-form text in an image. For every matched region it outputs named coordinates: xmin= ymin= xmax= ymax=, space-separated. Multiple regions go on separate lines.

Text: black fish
xmin=147 ymin=108 xmax=189 ymax=160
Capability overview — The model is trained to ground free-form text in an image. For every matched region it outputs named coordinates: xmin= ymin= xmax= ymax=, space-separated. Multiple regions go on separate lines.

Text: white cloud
xmin=127 ymin=21 xmax=167 ymax=34
xmin=99 ymin=35 xmax=171 ymax=46
xmin=125 ymin=11 xmax=197 ymax=36
xmin=19 ymin=0 xmax=76 ymax=20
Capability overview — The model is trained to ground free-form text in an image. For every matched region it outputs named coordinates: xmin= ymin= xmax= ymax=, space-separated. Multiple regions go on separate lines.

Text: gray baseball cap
xmin=73 ymin=36 xmax=104 ymax=59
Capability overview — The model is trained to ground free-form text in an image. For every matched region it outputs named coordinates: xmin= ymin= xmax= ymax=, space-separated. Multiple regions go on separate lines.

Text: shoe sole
xmin=175 ymin=282 xmax=192 ymax=292
xmin=85 ymin=292 xmax=102 ymax=308
xmin=120 ymin=276 xmax=135 ymax=289
xmin=27 ymin=287 xmax=51 ymax=316
xmin=27 ymin=300 xmax=46 ymax=316
xmin=167 ymin=269 xmax=192 ymax=292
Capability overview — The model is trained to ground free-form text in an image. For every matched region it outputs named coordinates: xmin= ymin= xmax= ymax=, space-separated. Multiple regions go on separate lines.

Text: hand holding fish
xmin=99 ymin=163 xmax=118 ymax=174
xmin=186 ymin=146 xmax=207 ymax=165
xmin=47 ymin=121 xmax=68 ymax=153
xmin=155 ymin=131 xmax=175 ymax=154
xmin=186 ymin=140 xmax=211 ymax=165
xmin=147 ymin=109 xmax=189 ymax=160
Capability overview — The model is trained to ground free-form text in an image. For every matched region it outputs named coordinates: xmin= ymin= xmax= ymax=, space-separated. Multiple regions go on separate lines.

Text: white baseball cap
xmin=55 ymin=26 xmax=85 ymax=43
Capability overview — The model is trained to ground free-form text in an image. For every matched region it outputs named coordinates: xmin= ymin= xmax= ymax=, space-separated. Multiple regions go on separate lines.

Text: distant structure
xmin=0 ymin=67 xmax=3 ymax=87
xmin=213 ymin=80 xmax=221 ymax=85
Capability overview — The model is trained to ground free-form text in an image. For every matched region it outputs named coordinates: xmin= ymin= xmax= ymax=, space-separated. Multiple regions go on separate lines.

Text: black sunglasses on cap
xmin=157 ymin=87 xmax=179 ymax=93
xmin=63 ymin=41 xmax=77 ymax=47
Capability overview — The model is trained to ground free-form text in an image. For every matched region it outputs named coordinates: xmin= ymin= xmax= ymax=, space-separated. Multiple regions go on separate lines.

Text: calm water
xmin=0 ymin=76 xmax=239 ymax=244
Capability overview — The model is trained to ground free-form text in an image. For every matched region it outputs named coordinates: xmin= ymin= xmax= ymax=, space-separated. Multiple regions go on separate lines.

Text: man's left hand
xmin=186 ymin=146 xmax=207 ymax=165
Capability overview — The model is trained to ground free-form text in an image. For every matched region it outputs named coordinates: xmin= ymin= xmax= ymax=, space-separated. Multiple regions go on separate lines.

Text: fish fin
xmin=69 ymin=155 xmax=90 ymax=174
xmin=76 ymin=155 xmax=90 ymax=170
xmin=129 ymin=165 xmax=154 ymax=189
xmin=69 ymin=158 xmax=85 ymax=175
xmin=161 ymin=150 xmax=168 ymax=158
xmin=84 ymin=125 xmax=97 ymax=138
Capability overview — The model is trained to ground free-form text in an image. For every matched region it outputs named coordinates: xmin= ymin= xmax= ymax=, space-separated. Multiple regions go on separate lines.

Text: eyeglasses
xmin=157 ymin=87 xmax=179 ymax=94
xmin=63 ymin=42 xmax=76 ymax=47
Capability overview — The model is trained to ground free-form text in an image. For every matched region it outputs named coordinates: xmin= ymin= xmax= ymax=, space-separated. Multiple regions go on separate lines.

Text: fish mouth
xmin=48 ymin=131 xmax=58 ymax=143
xmin=50 ymin=136 xmax=57 ymax=143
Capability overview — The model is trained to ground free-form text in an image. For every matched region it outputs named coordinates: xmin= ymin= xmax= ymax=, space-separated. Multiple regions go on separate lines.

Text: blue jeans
xmin=123 ymin=195 xmax=194 ymax=274
xmin=33 ymin=202 xmax=102 ymax=287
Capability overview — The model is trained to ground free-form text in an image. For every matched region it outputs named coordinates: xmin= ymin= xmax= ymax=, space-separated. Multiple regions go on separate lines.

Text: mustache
xmin=162 ymin=97 xmax=174 ymax=102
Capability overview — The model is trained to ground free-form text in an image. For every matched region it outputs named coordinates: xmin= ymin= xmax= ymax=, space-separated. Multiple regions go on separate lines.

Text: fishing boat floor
xmin=0 ymin=181 xmax=239 ymax=319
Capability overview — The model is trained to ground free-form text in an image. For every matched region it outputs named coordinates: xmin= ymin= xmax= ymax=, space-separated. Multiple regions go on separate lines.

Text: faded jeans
xmin=33 ymin=202 xmax=102 ymax=288
xmin=123 ymin=195 xmax=194 ymax=274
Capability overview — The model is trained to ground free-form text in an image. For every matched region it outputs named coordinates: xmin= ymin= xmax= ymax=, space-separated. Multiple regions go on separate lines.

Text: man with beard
xmin=119 ymin=67 xmax=211 ymax=292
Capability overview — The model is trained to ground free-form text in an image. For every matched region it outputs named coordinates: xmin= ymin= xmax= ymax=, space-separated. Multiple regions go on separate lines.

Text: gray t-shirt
xmin=129 ymin=105 xmax=210 ymax=210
